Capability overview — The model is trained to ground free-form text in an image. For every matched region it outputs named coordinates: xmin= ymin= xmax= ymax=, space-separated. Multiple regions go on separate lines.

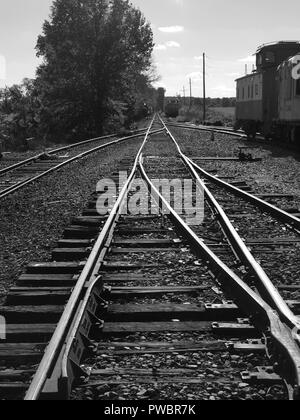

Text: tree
xmin=35 ymin=0 xmax=154 ymax=141
xmin=0 ymin=79 xmax=41 ymax=148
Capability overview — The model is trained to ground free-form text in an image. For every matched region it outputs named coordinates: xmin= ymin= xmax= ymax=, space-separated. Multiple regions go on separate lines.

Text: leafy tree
xmin=0 ymin=79 xmax=41 ymax=149
xmin=35 ymin=0 xmax=154 ymax=141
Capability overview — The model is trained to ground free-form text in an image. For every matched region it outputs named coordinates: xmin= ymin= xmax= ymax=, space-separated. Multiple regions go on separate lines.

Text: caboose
xmin=235 ymin=41 xmax=300 ymax=141
xmin=277 ymin=56 xmax=300 ymax=143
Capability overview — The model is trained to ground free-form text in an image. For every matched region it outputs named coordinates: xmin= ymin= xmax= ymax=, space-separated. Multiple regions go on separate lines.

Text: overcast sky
xmin=1 ymin=0 xmax=300 ymax=97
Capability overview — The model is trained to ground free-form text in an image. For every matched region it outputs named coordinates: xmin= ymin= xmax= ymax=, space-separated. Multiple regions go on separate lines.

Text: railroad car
xmin=276 ymin=56 xmax=300 ymax=143
xmin=235 ymin=41 xmax=300 ymax=145
xmin=165 ymin=100 xmax=180 ymax=118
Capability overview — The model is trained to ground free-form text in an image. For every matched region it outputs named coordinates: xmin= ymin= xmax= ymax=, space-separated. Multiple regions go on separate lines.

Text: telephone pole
xmin=189 ymin=78 xmax=192 ymax=108
xmin=183 ymin=86 xmax=186 ymax=105
xmin=203 ymin=52 xmax=206 ymax=122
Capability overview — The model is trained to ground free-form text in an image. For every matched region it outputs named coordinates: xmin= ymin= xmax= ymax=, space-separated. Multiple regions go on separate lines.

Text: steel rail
xmin=188 ymin=159 xmax=300 ymax=230
xmin=164 ymin=122 xmax=300 ymax=231
xmin=157 ymin=117 xmax=300 ymax=396
xmin=24 ymin=117 xmax=157 ymax=400
xmin=0 ymin=134 xmax=116 ymax=176
xmin=139 ymin=149 xmax=300 ymax=400
xmin=0 ymin=129 xmax=162 ymax=201
xmin=160 ymin=117 xmax=300 ymax=331
xmin=167 ymin=122 xmax=248 ymax=138
xmin=0 ymin=127 xmax=149 ymax=176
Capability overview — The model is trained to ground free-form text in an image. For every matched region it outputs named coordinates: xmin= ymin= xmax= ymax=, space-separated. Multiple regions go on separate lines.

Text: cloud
xmin=154 ymin=44 xmax=167 ymax=51
xmin=238 ymin=55 xmax=255 ymax=63
xmin=211 ymin=84 xmax=235 ymax=93
xmin=165 ymin=41 xmax=181 ymax=48
xmin=158 ymin=26 xmax=184 ymax=33
xmin=186 ymin=71 xmax=202 ymax=81
xmin=226 ymin=72 xmax=240 ymax=77
xmin=154 ymin=41 xmax=181 ymax=51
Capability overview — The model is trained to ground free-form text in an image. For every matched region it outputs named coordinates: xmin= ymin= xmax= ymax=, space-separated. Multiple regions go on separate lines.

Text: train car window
xmin=265 ymin=52 xmax=275 ymax=63
xmin=248 ymin=85 xmax=250 ymax=98
xmin=251 ymin=85 xmax=254 ymax=98
xmin=257 ymin=54 xmax=263 ymax=66
xmin=242 ymin=87 xmax=245 ymax=99
xmin=255 ymin=84 xmax=259 ymax=96
xmin=296 ymin=79 xmax=300 ymax=96
xmin=237 ymin=88 xmax=239 ymax=99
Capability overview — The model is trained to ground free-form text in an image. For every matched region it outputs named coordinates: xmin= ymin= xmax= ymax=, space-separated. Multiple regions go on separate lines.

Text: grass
xmin=177 ymin=105 xmax=236 ymax=126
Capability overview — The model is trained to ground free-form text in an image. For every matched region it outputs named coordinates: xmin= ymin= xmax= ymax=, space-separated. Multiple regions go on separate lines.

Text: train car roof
xmin=256 ymin=41 xmax=300 ymax=53
xmin=235 ymin=71 xmax=261 ymax=82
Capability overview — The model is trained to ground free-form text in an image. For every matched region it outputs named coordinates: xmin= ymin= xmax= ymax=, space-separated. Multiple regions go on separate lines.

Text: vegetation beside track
xmin=0 ymin=0 xmax=156 ymax=151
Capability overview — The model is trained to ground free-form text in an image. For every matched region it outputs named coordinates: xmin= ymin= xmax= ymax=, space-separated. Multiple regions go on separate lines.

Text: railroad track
xmin=167 ymin=121 xmax=300 ymax=220
xmin=0 ymin=129 xmax=150 ymax=200
xmin=166 ymin=121 xmax=266 ymax=142
xmin=0 ymin=116 xmax=299 ymax=400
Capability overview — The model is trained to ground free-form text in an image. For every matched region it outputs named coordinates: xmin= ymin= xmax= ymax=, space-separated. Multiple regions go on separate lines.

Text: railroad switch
xmin=241 ymin=366 xmax=282 ymax=385
xmin=226 ymin=339 xmax=265 ymax=354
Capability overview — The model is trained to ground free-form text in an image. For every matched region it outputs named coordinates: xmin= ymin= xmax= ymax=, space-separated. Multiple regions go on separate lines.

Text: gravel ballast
xmin=0 ymin=137 xmax=143 ymax=301
xmin=170 ymin=127 xmax=300 ymax=208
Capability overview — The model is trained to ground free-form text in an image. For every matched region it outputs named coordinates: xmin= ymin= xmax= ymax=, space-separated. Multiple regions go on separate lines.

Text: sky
xmin=1 ymin=0 xmax=300 ymax=97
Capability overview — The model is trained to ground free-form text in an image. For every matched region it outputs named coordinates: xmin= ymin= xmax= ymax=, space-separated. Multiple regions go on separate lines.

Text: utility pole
xmin=203 ymin=52 xmax=206 ymax=122
xmin=183 ymin=86 xmax=186 ymax=105
xmin=189 ymin=78 xmax=192 ymax=108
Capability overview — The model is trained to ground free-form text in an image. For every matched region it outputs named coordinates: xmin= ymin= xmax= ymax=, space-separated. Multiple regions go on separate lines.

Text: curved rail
xmin=187 ymin=158 xmax=300 ymax=231
xmin=161 ymin=117 xmax=300 ymax=326
xmin=24 ymin=117 xmax=157 ymax=400
xmin=0 ymin=128 xmax=149 ymax=176
xmin=158 ymin=116 xmax=300 ymax=398
xmin=167 ymin=122 xmax=249 ymax=138
xmin=165 ymin=122 xmax=300 ymax=231
xmin=0 ymin=134 xmax=116 ymax=176
xmin=25 ymin=115 xmax=300 ymax=400
xmin=0 ymin=129 xmax=162 ymax=201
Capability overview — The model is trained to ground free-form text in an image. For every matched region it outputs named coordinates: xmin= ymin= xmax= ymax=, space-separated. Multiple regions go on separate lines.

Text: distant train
xmin=235 ymin=41 xmax=300 ymax=146
xmin=165 ymin=100 xmax=180 ymax=118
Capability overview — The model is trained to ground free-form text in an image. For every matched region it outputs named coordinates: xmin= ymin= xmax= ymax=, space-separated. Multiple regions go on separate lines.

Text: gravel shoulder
xmin=171 ymin=127 xmax=300 ymax=208
xmin=0 ymin=137 xmax=142 ymax=301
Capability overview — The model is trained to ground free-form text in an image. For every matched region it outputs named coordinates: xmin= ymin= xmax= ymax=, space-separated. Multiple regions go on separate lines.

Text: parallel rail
xmin=0 ymin=133 xmax=117 ymax=176
xmin=0 ymin=129 xmax=161 ymax=201
xmin=160 ymin=116 xmax=300 ymax=398
xmin=24 ymin=118 xmax=159 ymax=400
xmin=23 ymin=115 xmax=300 ymax=400
xmin=166 ymin=121 xmax=300 ymax=231
xmin=166 ymin=122 xmax=265 ymax=140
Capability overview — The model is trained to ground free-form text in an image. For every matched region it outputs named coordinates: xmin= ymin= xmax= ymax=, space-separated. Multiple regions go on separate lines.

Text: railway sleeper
xmin=0 ymin=343 xmax=46 ymax=365
xmin=71 ymin=216 xmax=107 ymax=226
xmin=6 ymin=288 xmax=72 ymax=305
xmin=97 ymin=320 xmax=258 ymax=338
xmin=51 ymin=248 xmax=91 ymax=262
xmin=112 ymin=238 xmax=183 ymax=248
xmin=63 ymin=225 xmax=101 ymax=239
xmin=0 ymin=306 xmax=76 ymax=324
xmin=86 ymin=366 xmax=282 ymax=385
xmin=16 ymin=274 xmax=79 ymax=287
xmin=26 ymin=261 xmax=85 ymax=274
xmin=96 ymin=339 xmax=266 ymax=355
